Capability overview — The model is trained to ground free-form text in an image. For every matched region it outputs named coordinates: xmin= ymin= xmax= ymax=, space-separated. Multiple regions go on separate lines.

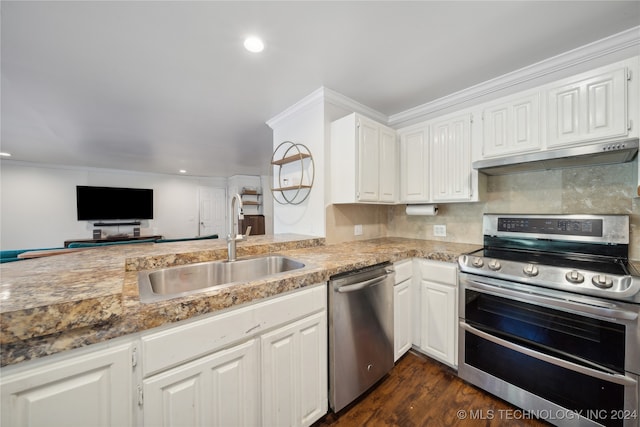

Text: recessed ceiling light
xmin=179 ymin=169 xmax=187 ymax=174
xmin=0 ymin=152 xmax=11 ymax=157
xmin=244 ymin=36 xmax=264 ymax=53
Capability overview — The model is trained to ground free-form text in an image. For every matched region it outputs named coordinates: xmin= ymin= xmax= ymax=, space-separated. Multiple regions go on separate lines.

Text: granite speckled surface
xmin=0 ymin=236 xmax=479 ymax=366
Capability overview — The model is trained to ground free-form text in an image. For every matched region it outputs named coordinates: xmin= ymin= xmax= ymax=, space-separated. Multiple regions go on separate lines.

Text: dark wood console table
xmin=239 ymin=215 xmax=265 ymax=235
xmin=64 ymin=235 xmax=162 ymax=248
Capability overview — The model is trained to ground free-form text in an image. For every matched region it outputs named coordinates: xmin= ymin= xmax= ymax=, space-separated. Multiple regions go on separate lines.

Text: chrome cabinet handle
xmin=460 ymin=321 xmax=637 ymax=387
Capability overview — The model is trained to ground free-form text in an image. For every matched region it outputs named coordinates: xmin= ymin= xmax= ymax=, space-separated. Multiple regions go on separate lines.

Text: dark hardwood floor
xmin=314 ymin=351 xmax=550 ymax=427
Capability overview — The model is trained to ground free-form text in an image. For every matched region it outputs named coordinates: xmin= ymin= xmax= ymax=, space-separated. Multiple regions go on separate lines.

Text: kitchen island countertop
xmin=1 ymin=236 xmax=480 ymax=366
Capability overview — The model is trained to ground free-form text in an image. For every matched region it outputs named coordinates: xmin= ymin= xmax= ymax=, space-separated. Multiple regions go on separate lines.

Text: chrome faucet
xmin=227 ymin=193 xmax=251 ymax=262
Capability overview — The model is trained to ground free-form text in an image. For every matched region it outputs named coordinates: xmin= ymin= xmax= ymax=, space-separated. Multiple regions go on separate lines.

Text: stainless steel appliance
xmin=328 ymin=262 xmax=394 ymax=413
xmin=472 ymin=138 xmax=638 ymax=175
xmin=458 ymin=214 xmax=640 ymax=427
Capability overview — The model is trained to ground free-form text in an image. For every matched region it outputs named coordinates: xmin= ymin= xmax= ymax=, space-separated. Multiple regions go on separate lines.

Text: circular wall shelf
xmin=270 ymin=141 xmax=314 ymax=205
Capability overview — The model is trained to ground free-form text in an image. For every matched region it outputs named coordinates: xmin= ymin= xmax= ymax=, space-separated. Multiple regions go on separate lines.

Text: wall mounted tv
xmin=76 ymin=186 xmax=154 ymax=221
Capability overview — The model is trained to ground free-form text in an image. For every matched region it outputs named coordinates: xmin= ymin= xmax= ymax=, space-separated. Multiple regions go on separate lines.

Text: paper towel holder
xmin=405 ymin=204 xmax=438 ymax=216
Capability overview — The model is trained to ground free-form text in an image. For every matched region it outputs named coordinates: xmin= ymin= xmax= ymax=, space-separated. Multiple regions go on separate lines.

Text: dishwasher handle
xmin=336 ymin=274 xmax=391 ymax=293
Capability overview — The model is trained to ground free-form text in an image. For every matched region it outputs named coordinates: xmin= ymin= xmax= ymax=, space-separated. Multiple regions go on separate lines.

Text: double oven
xmin=458 ymin=214 xmax=640 ymax=427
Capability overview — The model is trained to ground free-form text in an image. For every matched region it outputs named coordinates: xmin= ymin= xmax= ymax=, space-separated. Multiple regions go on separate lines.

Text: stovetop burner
xmin=459 ymin=214 xmax=640 ymax=303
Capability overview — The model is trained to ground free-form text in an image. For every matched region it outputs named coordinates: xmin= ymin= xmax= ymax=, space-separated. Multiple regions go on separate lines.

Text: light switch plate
xmin=434 ymin=225 xmax=446 ymax=237
xmin=354 ymin=224 xmax=363 ymax=236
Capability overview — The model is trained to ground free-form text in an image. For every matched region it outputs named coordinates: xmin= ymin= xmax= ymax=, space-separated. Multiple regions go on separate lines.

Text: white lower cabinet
xmin=417 ymin=259 xmax=458 ymax=368
xmin=1 ymin=285 xmax=328 ymax=427
xmin=393 ymin=259 xmax=413 ymax=361
xmin=143 ymin=339 xmax=259 ymax=427
xmin=140 ymin=284 xmax=327 ymax=427
xmin=261 ymin=311 xmax=327 ymax=427
xmin=0 ymin=340 xmax=134 ymax=427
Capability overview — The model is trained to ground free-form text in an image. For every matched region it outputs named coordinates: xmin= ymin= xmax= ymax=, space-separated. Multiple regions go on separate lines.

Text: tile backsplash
xmin=327 ymin=161 xmax=639 ymax=260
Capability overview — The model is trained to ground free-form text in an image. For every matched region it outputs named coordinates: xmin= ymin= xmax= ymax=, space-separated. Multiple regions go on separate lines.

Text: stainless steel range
xmin=458 ymin=214 xmax=640 ymax=427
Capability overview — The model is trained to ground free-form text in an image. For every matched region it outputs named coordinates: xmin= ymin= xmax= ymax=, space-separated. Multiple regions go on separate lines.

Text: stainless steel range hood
xmin=473 ymin=138 xmax=638 ymax=175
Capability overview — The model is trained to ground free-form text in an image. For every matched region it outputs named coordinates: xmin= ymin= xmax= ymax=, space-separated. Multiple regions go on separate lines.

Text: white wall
xmin=269 ymin=98 xmax=326 ymax=236
xmin=0 ymin=161 xmax=226 ymax=249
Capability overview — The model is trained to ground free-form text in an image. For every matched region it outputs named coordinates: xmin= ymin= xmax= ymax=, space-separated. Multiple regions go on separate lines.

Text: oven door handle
xmin=460 ymin=321 xmax=637 ymax=387
xmin=465 ymin=279 xmax=639 ymax=321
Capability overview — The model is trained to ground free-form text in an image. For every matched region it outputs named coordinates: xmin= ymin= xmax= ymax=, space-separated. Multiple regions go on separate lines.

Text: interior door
xmin=198 ymin=187 xmax=226 ymax=237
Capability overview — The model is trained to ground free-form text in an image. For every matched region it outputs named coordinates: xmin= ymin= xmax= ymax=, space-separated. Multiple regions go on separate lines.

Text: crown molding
xmin=266 ymin=87 xmax=325 ymax=129
xmin=266 ymin=86 xmax=388 ymax=129
xmin=322 ymin=87 xmax=388 ymax=123
xmin=267 ymin=27 xmax=640 ymax=130
xmin=389 ymin=26 xmax=640 ymax=128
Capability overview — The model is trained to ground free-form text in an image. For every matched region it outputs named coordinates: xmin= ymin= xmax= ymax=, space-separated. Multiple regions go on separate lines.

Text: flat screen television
xmin=76 ymin=186 xmax=154 ymax=221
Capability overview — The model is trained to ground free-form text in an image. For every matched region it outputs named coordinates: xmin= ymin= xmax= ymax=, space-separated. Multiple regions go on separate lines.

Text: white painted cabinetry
xmin=482 ymin=91 xmax=541 ymax=157
xmin=393 ymin=259 xmax=413 ymax=361
xmin=417 ymin=259 xmax=458 ymax=368
xmin=0 ymin=340 xmax=134 ymax=427
xmin=144 ymin=339 xmax=259 ymax=427
xmin=379 ymin=126 xmax=398 ymax=202
xmin=546 ymin=66 xmax=629 ymax=148
xmin=475 ymin=58 xmax=638 ymax=167
xmin=330 ymin=113 xmax=398 ymax=204
xmin=399 ymin=125 xmax=430 ymax=203
xmin=140 ymin=284 xmax=327 ymax=427
xmin=261 ymin=311 xmax=327 ymax=427
xmin=431 ymin=113 xmax=472 ymax=202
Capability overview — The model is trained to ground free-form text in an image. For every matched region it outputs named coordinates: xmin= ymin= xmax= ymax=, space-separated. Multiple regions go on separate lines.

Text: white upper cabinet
xmin=482 ymin=91 xmax=541 ymax=157
xmin=399 ymin=125 xmax=430 ymax=203
xmin=546 ymin=67 xmax=628 ymax=148
xmin=431 ymin=113 xmax=472 ymax=202
xmin=330 ymin=113 xmax=398 ymax=204
xmin=357 ymin=118 xmax=381 ymax=201
xmin=379 ymin=127 xmax=398 ymax=202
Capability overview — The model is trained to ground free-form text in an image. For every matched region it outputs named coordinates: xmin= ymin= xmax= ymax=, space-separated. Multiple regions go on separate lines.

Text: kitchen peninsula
xmin=0 ymin=235 xmax=479 ymax=366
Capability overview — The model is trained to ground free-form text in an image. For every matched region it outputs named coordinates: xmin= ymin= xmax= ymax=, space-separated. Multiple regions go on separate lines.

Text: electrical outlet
xmin=354 ymin=224 xmax=363 ymax=236
xmin=434 ymin=224 xmax=447 ymax=237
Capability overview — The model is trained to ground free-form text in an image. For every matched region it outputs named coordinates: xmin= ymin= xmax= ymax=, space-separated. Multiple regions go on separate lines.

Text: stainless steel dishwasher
xmin=328 ymin=261 xmax=395 ymax=412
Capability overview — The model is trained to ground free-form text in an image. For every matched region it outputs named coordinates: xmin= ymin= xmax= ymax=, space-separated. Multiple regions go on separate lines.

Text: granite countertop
xmin=0 ymin=235 xmax=479 ymax=366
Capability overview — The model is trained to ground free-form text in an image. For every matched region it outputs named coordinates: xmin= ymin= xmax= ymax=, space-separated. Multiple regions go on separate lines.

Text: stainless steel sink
xmin=138 ymin=255 xmax=306 ymax=303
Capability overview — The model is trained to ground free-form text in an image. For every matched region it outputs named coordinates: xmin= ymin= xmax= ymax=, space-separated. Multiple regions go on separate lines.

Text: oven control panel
xmin=483 ymin=214 xmax=629 ymax=244
xmin=497 ymin=217 xmax=603 ymax=237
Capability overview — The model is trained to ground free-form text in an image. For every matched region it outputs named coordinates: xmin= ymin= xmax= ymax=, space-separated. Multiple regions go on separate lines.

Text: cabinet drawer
xmin=141 ymin=285 xmax=326 ymax=377
xmin=394 ymin=259 xmax=412 ymax=284
xmin=418 ymin=260 xmax=457 ymax=286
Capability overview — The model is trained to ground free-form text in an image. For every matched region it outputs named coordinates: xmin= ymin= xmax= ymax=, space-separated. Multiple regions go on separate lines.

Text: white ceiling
xmin=2 ymin=1 xmax=639 ymax=177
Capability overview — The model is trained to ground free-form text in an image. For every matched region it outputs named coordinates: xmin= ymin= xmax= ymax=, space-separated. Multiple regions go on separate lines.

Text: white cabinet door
xmin=417 ymin=259 xmax=458 ymax=368
xmin=399 ymin=126 xmax=429 ymax=203
xmin=483 ymin=92 xmax=540 ymax=157
xmin=394 ymin=278 xmax=412 ymax=361
xmin=358 ymin=117 xmax=381 ymax=202
xmin=143 ymin=339 xmax=258 ymax=427
xmin=420 ymin=281 xmax=457 ymax=366
xmin=330 ymin=113 xmax=397 ymax=204
xmin=431 ymin=114 xmax=472 ymax=201
xmin=261 ymin=311 xmax=327 ymax=427
xmin=144 ymin=339 xmax=258 ymax=427
xmin=1 ymin=342 xmax=133 ymax=427
xmin=547 ymin=67 xmax=628 ymax=147
xmin=379 ymin=127 xmax=398 ymax=203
